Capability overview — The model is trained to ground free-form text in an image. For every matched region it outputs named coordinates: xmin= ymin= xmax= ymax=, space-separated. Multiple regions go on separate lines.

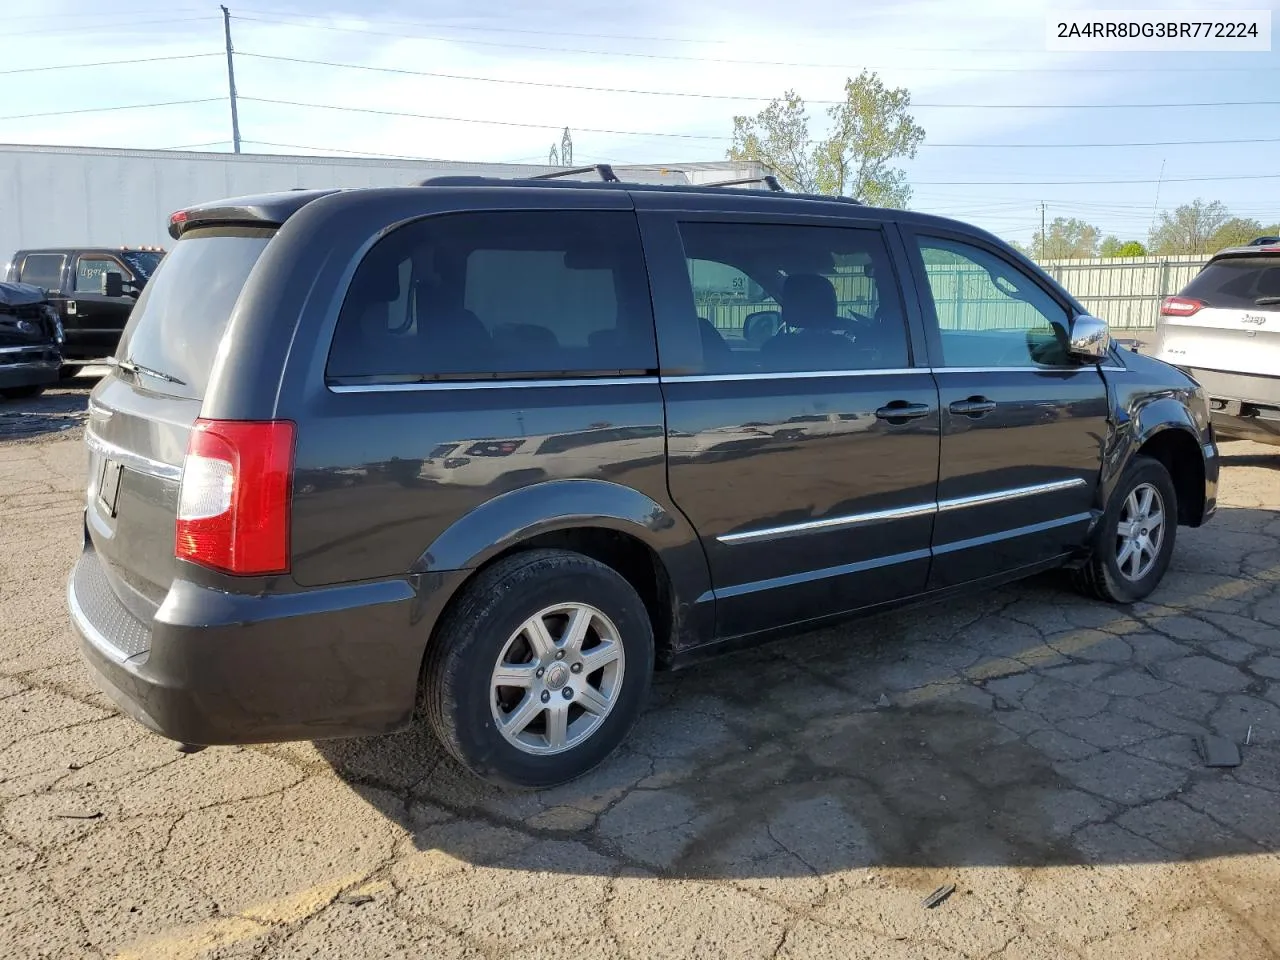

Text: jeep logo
xmin=1243 ymin=314 xmax=1267 ymax=325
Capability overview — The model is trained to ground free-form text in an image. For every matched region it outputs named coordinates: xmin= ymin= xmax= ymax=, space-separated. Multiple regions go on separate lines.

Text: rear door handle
xmin=948 ymin=397 xmax=997 ymax=418
xmin=875 ymin=401 xmax=932 ymax=423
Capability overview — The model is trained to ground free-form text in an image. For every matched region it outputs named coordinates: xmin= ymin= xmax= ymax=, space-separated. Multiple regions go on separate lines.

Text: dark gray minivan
xmin=69 ymin=171 xmax=1218 ymax=787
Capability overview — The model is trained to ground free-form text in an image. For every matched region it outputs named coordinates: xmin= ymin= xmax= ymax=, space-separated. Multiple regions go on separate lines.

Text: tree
xmin=728 ymin=71 xmax=925 ymax=207
xmin=1032 ymin=217 xmax=1100 ymax=259
xmin=1208 ymin=217 xmax=1264 ymax=251
xmin=728 ymin=91 xmax=820 ymax=193
xmin=1148 ymin=199 xmax=1230 ymax=255
xmin=1100 ymin=236 xmax=1147 ymax=258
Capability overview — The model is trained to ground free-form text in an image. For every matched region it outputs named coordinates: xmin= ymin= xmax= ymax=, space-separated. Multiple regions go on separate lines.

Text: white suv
xmin=1153 ymin=241 xmax=1280 ymax=445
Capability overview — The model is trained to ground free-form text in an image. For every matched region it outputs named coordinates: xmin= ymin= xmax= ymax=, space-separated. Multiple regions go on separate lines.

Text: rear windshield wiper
xmin=1255 ymin=296 xmax=1280 ymax=306
xmin=111 ymin=357 xmax=187 ymax=386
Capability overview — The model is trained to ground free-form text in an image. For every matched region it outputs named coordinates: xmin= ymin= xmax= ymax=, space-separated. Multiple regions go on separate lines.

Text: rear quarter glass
xmin=1181 ymin=256 xmax=1280 ymax=311
xmin=114 ymin=227 xmax=275 ymax=399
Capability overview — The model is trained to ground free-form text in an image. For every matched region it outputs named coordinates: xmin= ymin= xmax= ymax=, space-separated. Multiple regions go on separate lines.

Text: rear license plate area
xmin=98 ymin=459 xmax=123 ymax=517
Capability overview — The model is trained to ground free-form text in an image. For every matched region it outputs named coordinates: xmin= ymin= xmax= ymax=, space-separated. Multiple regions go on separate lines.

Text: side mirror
xmin=103 ymin=272 xmax=124 ymax=298
xmin=1068 ymin=314 xmax=1111 ymax=361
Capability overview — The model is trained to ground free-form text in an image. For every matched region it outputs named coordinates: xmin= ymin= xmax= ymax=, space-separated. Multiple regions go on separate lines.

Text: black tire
xmin=0 ymin=385 xmax=45 ymax=400
xmin=423 ymin=548 xmax=654 ymax=789
xmin=58 ymin=365 xmax=83 ymax=380
xmin=1074 ymin=455 xmax=1178 ymax=603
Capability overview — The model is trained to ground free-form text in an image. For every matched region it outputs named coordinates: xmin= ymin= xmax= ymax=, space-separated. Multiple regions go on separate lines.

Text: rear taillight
xmin=175 ymin=419 xmax=295 ymax=575
xmin=1160 ymin=296 xmax=1206 ymax=318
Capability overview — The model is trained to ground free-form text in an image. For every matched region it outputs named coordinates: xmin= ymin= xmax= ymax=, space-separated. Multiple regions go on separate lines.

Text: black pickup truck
xmin=4 ymin=247 xmax=164 ymax=375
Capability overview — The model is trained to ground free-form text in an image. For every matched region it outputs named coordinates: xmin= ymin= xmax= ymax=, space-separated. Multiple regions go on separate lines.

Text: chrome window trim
xmin=936 ymin=477 xmax=1088 ymax=513
xmin=664 ymin=368 xmax=925 ymax=383
xmin=717 ymin=477 xmax=1090 ymax=544
xmin=326 ymin=365 xmax=1123 ymax=390
xmin=934 ymin=366 xmax=1086 ymax=374
xmin=84 ymin=428 xmax=183 ymax=482
xmin=328 ymin=376 xmax=659 ymax=393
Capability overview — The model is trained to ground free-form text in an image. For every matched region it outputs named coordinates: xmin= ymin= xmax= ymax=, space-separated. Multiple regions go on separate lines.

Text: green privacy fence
xmin=1038 ymin=254 xmax=1210 ymax=330
xmin=694 ymin=255 xmax=1211 ymax=337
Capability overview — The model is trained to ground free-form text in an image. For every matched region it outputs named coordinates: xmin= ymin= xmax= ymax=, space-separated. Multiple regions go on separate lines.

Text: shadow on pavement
xmin=1220 ymin=452 xmax=1280 ymax=469
xmin=318 ymin=505 xmax=1280 ymax=878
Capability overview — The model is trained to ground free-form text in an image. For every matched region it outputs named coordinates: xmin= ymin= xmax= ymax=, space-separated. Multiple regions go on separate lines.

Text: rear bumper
xmin=1173 ymin=366 xmax=1280 ymax=448
xmin=69 ymin=542 xmax=468 ymax=745
xmin=1185 ymin=366 xmax=1280 ymax=408
xmin=1210 ymin=409 xmax=1280 ymax=447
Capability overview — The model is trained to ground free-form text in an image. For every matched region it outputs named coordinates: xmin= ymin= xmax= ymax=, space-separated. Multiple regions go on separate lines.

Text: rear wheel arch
xmin=413 ymin=480 xmax=712 ymax=674
xmin=426 ymin=526 xmax=677 ymax=671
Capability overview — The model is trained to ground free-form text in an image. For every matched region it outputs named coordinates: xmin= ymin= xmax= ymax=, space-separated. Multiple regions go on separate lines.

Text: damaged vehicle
xmin=0 ymin=281 xmax=62 ymax=400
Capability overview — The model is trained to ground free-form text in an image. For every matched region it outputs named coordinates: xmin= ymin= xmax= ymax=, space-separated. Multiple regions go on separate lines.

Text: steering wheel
xmin=743 ymin=311 xmax=783 ymax=344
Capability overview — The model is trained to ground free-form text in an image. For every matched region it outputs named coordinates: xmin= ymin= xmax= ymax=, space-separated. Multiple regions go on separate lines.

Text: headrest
xmin=782 ymin=274 xmax=839 ymax=329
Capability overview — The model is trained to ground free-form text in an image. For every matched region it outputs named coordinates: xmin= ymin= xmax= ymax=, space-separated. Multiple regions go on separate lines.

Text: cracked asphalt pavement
xmin=3 ymin=383 xmax=1280 ymax=959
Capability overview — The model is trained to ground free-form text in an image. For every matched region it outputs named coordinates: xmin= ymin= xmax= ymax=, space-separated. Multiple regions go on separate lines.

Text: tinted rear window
xmin=1182 ymin=256 xmax=1280 ymax=310
xmin=114 ymin=227 xmax=272 ymax=398
xmin=19 ymin=254 xmax=65 ymax=292
xmin=327 ymin=211 xmax=656 ymax=382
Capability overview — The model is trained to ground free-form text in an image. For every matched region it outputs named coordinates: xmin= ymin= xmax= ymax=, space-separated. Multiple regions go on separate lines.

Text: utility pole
xmin=1039 ymin=202 xmax=1046 ymax=259
xmin=221 ymin=6 xmax=242 ymax=153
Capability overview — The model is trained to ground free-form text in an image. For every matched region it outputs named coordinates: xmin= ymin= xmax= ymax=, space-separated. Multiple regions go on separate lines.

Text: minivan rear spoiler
xmin=168 ymin=189 xmax=342 ymax=239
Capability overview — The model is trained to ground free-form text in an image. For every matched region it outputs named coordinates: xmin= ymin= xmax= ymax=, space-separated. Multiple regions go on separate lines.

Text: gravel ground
xmin=1 ymin=379 xmax=1278 ymax=959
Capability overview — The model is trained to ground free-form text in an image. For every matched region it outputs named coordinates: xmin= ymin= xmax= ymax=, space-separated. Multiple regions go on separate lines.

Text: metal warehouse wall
xmin=1039 ymin=254 xmax=1210 ymax=330
xmin=0 ymin=143 xmax=769 ymax=261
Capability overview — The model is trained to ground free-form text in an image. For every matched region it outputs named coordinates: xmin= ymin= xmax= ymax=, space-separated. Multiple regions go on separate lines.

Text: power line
xmin=927 ymin=136 xmax=1280 ymax=149
xmin=0 ymin=98 xmax=221 ymax=122
xmin=242 ymin=140 xmax=459 ymax=162
xmin=234 ymin=53 xmax=1280 ymax=114
xmin=235 ymin=96 xmax=1280 ymax=167
xmin=229 ymin=14 xmax=1277 ymax=73
xmin=8 ymin=16 xmax=218 ymax=38
xmin=237 ymin=6 xmax=733 ymax=45
xmin=232 ymin=5 xmax=1123 ymax=53
xmin=0 ymin=53 xmax=221 ymax=76
xmin=914 ymin=173 xmax=1280 ymax=186
xmin=152 ymin=140 xmax=235 ymax=150
xmin=238 ymin=96 xmax=735 ymax=140
xmin=7 ymin=6 xmax=204 ymax=20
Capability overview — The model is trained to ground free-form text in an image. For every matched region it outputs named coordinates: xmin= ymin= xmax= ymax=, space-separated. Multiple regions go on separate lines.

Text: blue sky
xmin=4 ymin=0 xmax=1278 ymax=246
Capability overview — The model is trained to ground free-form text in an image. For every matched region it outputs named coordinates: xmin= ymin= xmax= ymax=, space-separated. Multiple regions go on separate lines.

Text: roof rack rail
xmin=531 ymin=164 xmax=620 ymax=183
xmin=700 ymin=175 xmax=786 ymax=193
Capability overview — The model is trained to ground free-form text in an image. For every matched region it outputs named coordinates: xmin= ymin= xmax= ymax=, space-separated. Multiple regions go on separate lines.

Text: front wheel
xmin=1074 ymin=455 xmax=1178 ymax=603
xmin=422 ymin=549 xmax=654 ymax=788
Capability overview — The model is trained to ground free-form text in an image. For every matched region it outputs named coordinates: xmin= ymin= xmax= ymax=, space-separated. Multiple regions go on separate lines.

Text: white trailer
xmin=0 ymin=143 xmax=768 ymax=261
